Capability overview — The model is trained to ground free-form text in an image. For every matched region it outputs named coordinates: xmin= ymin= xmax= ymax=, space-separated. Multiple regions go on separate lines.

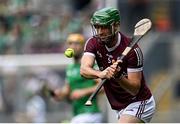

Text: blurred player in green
xmin=51 ymin=33 xmax=103 ymax=123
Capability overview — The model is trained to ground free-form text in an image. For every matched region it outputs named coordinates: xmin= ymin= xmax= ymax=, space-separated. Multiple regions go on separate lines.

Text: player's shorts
xmin=70 ymin=112 xmax=103 ymax=123
xmin=116 ymin=96 xmax=156 ymax=123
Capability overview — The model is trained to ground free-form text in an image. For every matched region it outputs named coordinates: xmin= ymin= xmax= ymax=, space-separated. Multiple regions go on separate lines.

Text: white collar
xmin=105 ymin=33 xmax=121 ymax=52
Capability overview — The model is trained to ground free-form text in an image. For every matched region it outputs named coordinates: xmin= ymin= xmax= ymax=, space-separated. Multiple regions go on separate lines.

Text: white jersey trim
xmin=134 ymin=47 xmax=143 ymax=66
xmin=127 ymin=67 xmax=143 ymax=72
xmin=105 ymin=33 xmax=121 ymax=52
xmin=83 ymin=52 xmax=95 ymax=57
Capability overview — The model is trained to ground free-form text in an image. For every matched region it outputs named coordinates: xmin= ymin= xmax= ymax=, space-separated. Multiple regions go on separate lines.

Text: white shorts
xmin=116 ymin=96 xmax=156 ymax=123
xmin=70 ymin=113 xmax=103 ymax=123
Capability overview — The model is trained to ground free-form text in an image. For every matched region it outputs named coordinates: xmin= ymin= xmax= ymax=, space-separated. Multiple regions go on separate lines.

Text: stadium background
xmin=0 ymin=0 xmax=179 ymax=122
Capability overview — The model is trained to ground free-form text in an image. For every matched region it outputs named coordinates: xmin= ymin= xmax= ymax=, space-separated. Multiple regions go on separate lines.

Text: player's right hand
xmin=99 ymin=67 xmax=116 ymax=79
xmin=99 ymin=60 xmax=122 ymax=79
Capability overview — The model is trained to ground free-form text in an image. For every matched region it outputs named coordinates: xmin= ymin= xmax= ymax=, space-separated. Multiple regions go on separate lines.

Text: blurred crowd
xmin=0 ymin=0 xmax=98 ymax=55
xmin=0 ymin=0 xmax=179 ymax=55
xmin=0 ymin=0 xmax=179 ymax=122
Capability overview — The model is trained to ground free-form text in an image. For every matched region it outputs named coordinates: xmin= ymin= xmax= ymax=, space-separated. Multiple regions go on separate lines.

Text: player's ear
xmin=114 ymin=22 xmax=120 ymax=32
xmin=114 ymin=22 xmax=119 ymax=26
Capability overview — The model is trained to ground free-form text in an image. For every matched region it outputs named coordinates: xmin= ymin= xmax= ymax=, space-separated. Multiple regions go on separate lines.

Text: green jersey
xmin=66 ymin=63 xmax=100 ymax=116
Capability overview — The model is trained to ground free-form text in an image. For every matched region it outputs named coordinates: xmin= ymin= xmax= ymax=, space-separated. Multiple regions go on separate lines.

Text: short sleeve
xmin=84 ymin=38 xmax=97 ymax=57
xmin=127 ymin=45 xmax=143 ymax=72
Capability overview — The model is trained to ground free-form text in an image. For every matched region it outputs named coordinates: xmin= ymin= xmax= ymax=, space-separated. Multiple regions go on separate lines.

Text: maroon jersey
xmin=84 ymin=32 xmax=152 ymax=110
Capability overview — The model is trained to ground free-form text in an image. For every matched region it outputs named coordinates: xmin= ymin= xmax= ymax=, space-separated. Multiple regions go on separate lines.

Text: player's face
xmin=93 ymin=25 xmax=113 ymax=45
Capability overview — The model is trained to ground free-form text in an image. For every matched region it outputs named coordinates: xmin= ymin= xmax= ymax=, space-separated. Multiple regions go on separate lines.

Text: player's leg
xmin=117 ymin=96 xmax=156 ymax=123
xmin=119 ymin=114 xmax=143 ymax=123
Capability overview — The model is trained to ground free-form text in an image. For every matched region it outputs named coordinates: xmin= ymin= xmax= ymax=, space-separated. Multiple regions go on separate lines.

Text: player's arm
xmin=82 ymin=78 xmax=104 ymax=95
xmin=80 ymin=54 xmax=116 ymax=79
xmin=80 ymin=54 xmax=101 ymax=79
xmin=70 ymin=78 xmax=103 ymax=100
xmin=115 ymin=71 xmax=141 ymax=96
xmin=114 ymin=47 xmax=143 ymax=96
xmin=52 ymin=83 xmax=70 ymax=101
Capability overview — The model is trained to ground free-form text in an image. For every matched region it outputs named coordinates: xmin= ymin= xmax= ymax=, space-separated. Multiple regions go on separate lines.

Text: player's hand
xmin=99 ymin=60 xmax=122 ymax=79
xmin=111 ymin=59 xmax=122 ymax=78
xmin=98 ymin=66 xmax=114 ymax=79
